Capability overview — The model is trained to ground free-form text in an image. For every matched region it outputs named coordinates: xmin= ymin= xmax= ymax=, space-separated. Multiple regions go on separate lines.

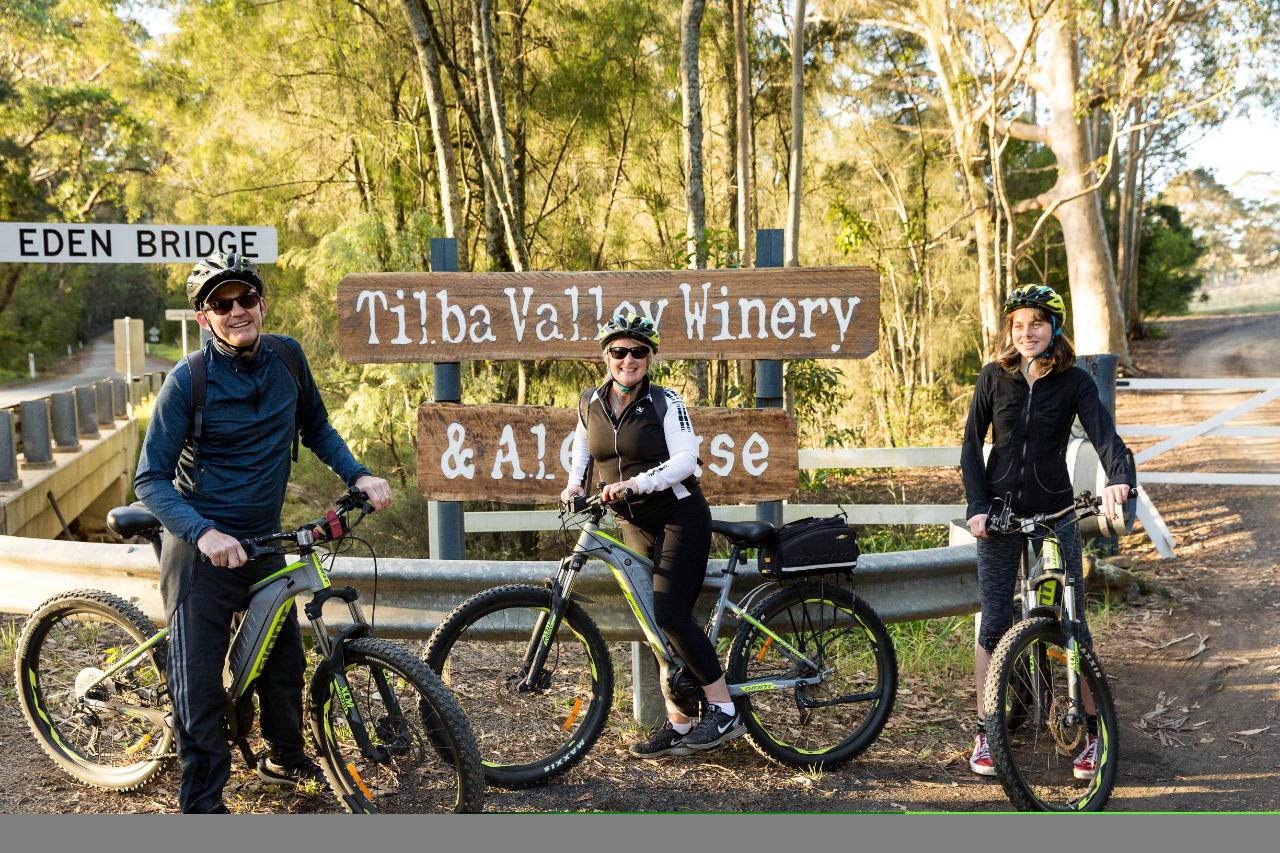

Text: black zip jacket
xmin=961 ymin=362 xmax=1134 ymax=519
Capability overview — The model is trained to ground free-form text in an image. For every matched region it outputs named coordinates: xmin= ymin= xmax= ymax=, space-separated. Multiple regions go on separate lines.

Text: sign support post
xmin=427 ymin=237 xmax=466 ymax=560
xmin=754 ymin=229 xmax=785 ymax=528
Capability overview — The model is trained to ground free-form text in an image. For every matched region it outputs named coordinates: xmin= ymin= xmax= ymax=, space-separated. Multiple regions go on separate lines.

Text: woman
xmin=560 ymin=312 xmax=745 ymax=758
xmin=960 ymin=285 xmax=1134 ymax=780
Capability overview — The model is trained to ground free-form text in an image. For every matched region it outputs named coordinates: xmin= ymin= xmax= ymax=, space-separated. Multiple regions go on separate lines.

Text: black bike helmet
xmin=596 ymin=311 xmax=661 ymax=352
xmin=1003 ymin=284 xmax=1066 ymax=335
xmin=186 ymin=252 xmax=265 ymax=309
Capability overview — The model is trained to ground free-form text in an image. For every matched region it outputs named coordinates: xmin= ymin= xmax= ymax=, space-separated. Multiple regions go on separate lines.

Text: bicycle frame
xmin=1013 ymin=518 xmax=1086 ymax=727
xmin=72 ymin=546 xmax=389 ymax=761
xmin=521 ymin=514 xmax=828 ymax=699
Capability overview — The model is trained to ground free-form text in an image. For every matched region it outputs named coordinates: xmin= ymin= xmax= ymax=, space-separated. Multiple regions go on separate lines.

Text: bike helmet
xmin=597 ymin=311 xmax=661 ymax=353
xmin=1003 ymin=284 xmax=1066 ymax=336
xmin=186 ymin=252 xmax=265 ymax=309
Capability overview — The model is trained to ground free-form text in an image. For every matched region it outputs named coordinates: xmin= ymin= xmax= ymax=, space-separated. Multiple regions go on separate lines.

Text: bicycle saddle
xmin=711 ymin=519 xmax=776 ymax=547
xmin=107 ymin=503 xmax=161 ymax=539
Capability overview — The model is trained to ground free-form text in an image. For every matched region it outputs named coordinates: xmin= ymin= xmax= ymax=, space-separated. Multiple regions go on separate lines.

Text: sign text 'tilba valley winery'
xmin=338 ymin=267 xmax=878 ymax=361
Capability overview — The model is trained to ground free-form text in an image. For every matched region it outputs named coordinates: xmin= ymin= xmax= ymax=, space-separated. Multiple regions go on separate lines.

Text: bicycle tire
xmin=984 ymin=617 xmax=1119 ymax=812
xmin=309 ymin=636 xmax=485 ymax=813
xmin=423 ymin=584 xmax=613 ymax=788
xmin=15 ymin=589 xmax=173 ymax=791
xmin=726 ymin=581 xmax=897 ymax=769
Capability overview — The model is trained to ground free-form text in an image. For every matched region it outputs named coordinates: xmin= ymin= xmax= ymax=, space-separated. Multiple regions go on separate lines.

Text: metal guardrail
xmin=0 ymin=535 xmax=980 ymax=637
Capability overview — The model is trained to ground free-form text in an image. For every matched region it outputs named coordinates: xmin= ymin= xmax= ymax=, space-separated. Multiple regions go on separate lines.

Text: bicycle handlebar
xmin=561 ymin=485 xmax=638 ymax=520
xmin=985 ymin=491 xmax=1104 ymax=536
xmin=240 ymin=487 xmax=376 ymax=560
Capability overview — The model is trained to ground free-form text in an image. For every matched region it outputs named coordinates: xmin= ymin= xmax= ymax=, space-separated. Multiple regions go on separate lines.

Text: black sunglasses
xmin=203 ymin=292 xmax=262 ymax=315
xmin=607 ymin=345 xmax=650 ymax=360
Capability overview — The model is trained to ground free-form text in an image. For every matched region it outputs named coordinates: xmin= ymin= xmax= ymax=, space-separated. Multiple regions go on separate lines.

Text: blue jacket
xmin=135 ymin=336 xmax=370 ymax=544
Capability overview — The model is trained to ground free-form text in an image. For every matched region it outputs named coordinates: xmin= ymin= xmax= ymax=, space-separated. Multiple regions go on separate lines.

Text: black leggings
xmin=619 ymin=493 xmax=722 ymax=686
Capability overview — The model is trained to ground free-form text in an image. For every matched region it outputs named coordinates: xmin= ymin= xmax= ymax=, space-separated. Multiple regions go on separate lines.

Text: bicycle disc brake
xmin=1049 ymin=696 xmax=1085 ymax=753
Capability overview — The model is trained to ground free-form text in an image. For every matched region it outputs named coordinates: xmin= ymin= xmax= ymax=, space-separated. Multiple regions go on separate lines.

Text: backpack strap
xmin=260 ymin=334 xmax=305 ymax=461
xmin=185 ymin=349 xmax=206 ymax=474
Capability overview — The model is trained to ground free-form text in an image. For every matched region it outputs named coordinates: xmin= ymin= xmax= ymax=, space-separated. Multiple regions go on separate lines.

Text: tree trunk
xmin=476 ymin=0 xmax=528 ymax=268
xmin=783 ymin=0 xmax=805 ymax=268
xmin=680 ymin=0 xmax=707 ymax=271
xmin=1042 ymin=16 xmax=1128 ymax=360
xmin=732 ymin=0 xmax=753 ymax=269
xmin=400 ymin=0 xmax=468 ymax=270
xmin=680 ymin=0 xmax=709 ymax=403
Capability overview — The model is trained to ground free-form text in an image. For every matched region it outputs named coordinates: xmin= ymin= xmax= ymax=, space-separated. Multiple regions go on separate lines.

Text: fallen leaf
xmin=1233 ymin=727 xmax=1272 ymax=737
xmin=1174 ymin=635 xmax=1209 ymax=661
xmin=1208 ymin=620 xmax=1222 ymax=627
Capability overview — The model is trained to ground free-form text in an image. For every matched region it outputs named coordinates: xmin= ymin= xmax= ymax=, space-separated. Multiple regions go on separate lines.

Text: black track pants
xmin=619 ymin=493 xmax=723 ymax=685
xmin=975 ymin=515 xmax=1091 ymax=653
xmin=160 ymin=533 xmax=307 ymax=814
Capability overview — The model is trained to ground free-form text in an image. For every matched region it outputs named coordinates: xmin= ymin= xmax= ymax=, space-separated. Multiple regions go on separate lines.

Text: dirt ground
xmin=2 ymin=312 xmax=1277 ymax=813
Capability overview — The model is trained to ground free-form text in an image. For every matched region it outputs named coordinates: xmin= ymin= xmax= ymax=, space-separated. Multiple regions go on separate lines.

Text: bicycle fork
xmin=519 ymin=556 xmax=583 ymax=692
xmin=306 ymin=587 xmax=400 ymax=765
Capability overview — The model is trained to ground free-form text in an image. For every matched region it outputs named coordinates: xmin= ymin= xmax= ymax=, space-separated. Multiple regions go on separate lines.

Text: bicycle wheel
xmin=15 ymin=590 xmax=173 ymax=790
xmin=309 ymin=637 xmax=485 ymax=813
xmin=726 ymin=581 xmax=897 ymax=769
xmin=423 ymin=584 xmax=613 ymax=788
xmin=984 ymin=617 xmax=1119 ymax=811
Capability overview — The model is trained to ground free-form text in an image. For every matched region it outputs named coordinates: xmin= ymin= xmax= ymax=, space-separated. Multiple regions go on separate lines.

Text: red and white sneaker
xmin=1073 ymin=734 xmax=1100 ymax=780
xmin=969 ymin=732 xmax=997 ymax=777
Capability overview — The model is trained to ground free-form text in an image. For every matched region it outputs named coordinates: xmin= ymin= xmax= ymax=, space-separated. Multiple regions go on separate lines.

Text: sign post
xmin=337 ymin=252 xmax=880 ymax=559
xmin=427 ymin=238 xmax=465 ymax=561
xmin=165 ymin=309 xmax=199 ymax=355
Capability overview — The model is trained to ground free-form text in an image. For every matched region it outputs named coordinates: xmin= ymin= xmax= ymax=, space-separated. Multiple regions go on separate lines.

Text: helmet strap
xmin=209 ymin=324 xmax=259 ymax=357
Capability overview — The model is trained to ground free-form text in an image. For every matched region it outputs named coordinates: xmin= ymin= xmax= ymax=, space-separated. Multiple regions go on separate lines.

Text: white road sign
xmin=0 ymin=222 xmax=277 ymax=264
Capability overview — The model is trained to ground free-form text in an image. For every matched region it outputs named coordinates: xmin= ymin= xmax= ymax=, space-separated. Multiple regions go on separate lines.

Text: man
xmin=135 ymin=252 xmax=392 ymax=813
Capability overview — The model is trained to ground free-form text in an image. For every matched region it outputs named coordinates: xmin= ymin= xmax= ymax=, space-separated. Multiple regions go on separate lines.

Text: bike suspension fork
xmin=1061 ymin=580 xmax=1085 ymax=724
xmin=519 ymin=557 xmax=582 ymax=691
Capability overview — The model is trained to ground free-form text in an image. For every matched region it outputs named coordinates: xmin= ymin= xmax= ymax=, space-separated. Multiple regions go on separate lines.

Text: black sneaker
xmin=681 ymin=706 xmax=745 ymax=751
xmin=628 ymin=721 xmax=692 ymax=758
xmin=257 ymin=755 xmax=330 ymax=791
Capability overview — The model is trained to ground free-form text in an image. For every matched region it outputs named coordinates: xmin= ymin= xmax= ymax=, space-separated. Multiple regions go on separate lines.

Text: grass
xmin=1 ymin=617 xmax=20 ymax=694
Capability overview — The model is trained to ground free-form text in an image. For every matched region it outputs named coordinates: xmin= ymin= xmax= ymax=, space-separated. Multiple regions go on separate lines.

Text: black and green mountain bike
xmin=14 ymin=488 xmax=485 ymax=813
xmin=424 ymin=491 xmax=898 ymax=788
xmin=982 ymin=491 xmax=1122 ymax=812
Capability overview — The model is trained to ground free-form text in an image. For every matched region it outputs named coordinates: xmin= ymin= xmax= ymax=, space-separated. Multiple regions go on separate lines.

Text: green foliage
xmin=1137 ymin=203 xmax=1206 ymax=316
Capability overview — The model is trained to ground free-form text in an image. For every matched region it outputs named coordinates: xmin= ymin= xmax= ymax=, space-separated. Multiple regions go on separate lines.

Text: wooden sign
xmin=340 ymin=267 xmax=878 ymax=363
xmin=418 ymin=402 xmax=799 ymax=503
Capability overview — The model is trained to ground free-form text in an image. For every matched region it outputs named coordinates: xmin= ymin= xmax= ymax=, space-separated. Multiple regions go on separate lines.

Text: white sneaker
xmin=969 ymin=732 xmax=997 ymax=777
xmin=1073 ymin=734 xmax=1100 ymax=780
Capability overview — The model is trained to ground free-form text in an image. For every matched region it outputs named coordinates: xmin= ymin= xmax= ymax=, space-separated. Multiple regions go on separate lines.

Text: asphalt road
xmin=0 ymin=332 xmax=176 ymax=408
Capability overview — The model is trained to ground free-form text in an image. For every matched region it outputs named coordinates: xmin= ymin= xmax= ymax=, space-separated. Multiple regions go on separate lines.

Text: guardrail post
xmin=754 ymin=228 xmax=785 ymax=528
xmin=74 ymin=385 xmax=100 ymax=438
xmin=0 ymin=410 xmax=20 ymax=491
xmin=19 ymin=400 xmax=55 ymax=468
xmin=111 ymin=377 xmax=128 ymax=418
xmin=1075 ymin=354 xmax=1124 ymax=552
xmin=130 ymin=376 xmax=144 ymax=406
xmin=427 ymin=237 xmax=466 ymax=560
xmin=93 ymin=381 xmax=114 ymax=427
xmin=631 ymin=643 xmax=666 ymax=728
xmin=50 ymin=391 xmax=81 ymax=452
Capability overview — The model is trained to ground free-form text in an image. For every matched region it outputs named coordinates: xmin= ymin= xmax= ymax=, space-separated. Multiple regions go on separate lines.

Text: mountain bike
xmin=981 ymin=491 xmax=1122 ymax=812
xmin=423 ymin=491 xmax=898 ymax=788
xmin=14 ymin=487 xmax=485 ymax=813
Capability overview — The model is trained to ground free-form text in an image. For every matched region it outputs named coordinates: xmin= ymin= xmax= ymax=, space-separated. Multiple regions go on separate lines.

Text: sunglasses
xmin=607 ymin=345 xmax=650 ymax=360
xmin=203 ymin=292 xmax=262 ymax=315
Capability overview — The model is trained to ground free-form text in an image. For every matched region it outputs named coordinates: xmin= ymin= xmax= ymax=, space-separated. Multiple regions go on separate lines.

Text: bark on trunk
xmin=477 ymin=0 xmax=527 ymax=262
xmin=400 ymin=0 xmax=468 ymax=270
xmin=680 ymin=0 xmax=707 ymax=271
xmin=1042 ymin=17 xmax=1128 ymax=360
xmin=783 ymin=0 xmax=805 ymax=268
xmin=733 ymin=0 xmax=753 ymax=268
